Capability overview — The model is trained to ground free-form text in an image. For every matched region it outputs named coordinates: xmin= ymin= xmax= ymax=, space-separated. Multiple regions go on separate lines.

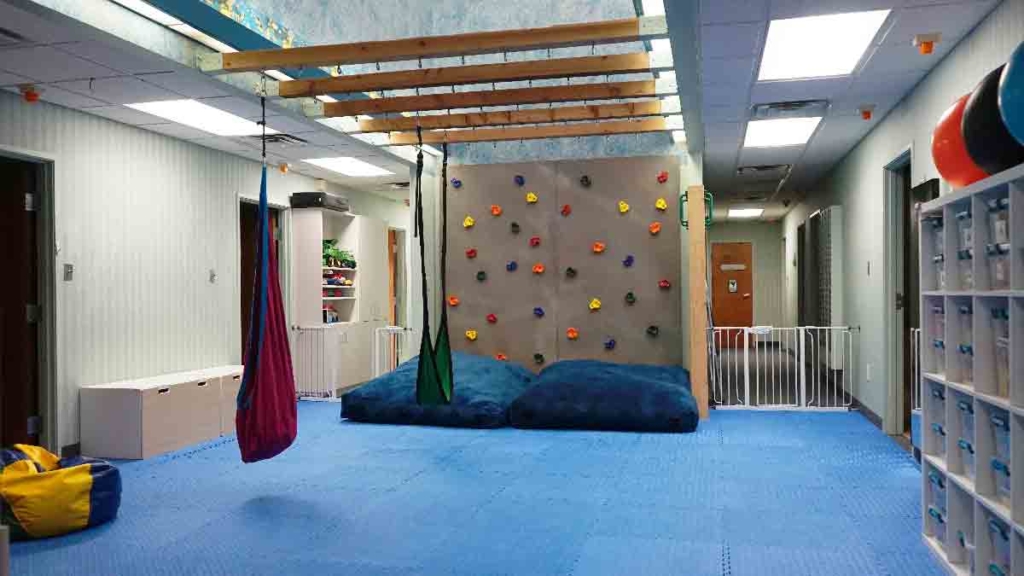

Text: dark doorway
xmin=239 ymin=202 xmax=281 ymax=357
xmin=0 ymin=157 xmax=41 ymax=447
xmin=903 ymin=177 xmax=940 ymax=431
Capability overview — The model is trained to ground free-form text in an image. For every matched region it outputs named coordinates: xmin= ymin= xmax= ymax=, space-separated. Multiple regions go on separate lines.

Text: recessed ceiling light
xmin=743 ymin=117 xmax=822 ymax=148
xmin=303 ymin=157 xmax=394 ymax=177
xmin=758 ymin=10 xmax=890 ymax=81
xmin=111 ymin=0 xmax=183 ymax=27
xmin=125 ymin=99 xmax=277 ymax=137
xmin=641 ymin=0 xmax=665 ymax=16
xmin=729 ymin=208 xmax=764 ymax=219
xmin=671 ymin=130 xmax=686 ymax=144
xmin=264 ymin=69 xmax=293 ymax=82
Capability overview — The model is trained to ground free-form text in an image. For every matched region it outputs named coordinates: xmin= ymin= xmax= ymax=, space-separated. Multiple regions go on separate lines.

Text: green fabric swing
xmin=414 ymin=131 xmax=454 ymax=405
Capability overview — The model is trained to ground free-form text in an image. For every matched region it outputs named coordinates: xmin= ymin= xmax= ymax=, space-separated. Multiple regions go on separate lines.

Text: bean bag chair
xmin=342 ymin=352 xmax=535 ymax=428
xmin=0 ymin=444 xmax=121 ymax=540
xmin=509 ymin=359 xmax=699 ymax=433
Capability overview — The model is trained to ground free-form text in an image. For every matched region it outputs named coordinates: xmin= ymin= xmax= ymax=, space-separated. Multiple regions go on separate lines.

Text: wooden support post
xmin=387 ymin=117 xmax=667 ymax=144
xmin=687 ymin=185 xmax=709 ymax=419
xmin=359 ymin=101 xmax=663 ymax=132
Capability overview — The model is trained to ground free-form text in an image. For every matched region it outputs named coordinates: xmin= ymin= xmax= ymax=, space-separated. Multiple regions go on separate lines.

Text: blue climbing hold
xmin=533 ymin=307 xmax=545 ymax=318
xmin=507 ymin=261 xmax=518 ymax=272
xmin=604 ymin=338 xmax=617 ymax=350
xmin=451 ymin=178 xmax=462 ymax=189
xmin=623 ymin=254 xmax=635 ymax=268
xmin=514 ymin=175 xmax=526 ymax=186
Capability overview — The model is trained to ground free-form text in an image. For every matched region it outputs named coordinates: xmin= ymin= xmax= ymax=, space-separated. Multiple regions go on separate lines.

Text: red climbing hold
xmin=486 ymin=313 xmax=498 ymax=324
xmin=465 ymin=248 xmax=478 ymax=259
xmin=529 ymin=236 xmax=541 ymax=247
xmin=561 ymin=204 xmax=572 ymax=217
xmin=658 ymin=279 xmax=672 ymax=290
xmin=657 ymin=170 xmax=669 ymax=184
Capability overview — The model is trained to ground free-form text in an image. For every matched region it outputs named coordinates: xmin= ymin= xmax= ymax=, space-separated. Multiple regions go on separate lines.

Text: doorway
xmin=711 ymin=242 xmax=754 ymax=347
xmin=239 ymin=201 xmax=281 ymax=357
xmin=0 ymin=157 xmax=41 ymax=447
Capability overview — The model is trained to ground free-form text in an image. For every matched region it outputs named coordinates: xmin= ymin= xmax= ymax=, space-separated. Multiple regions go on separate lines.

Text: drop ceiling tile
xmin=142 ymin=122 xmax=213 ymax=140
xmin=703 ymin=83 xmax=751 ymax=107
xmin=4 ymin=84 xmax=107 ymax=108
xmin=301 ymin=129 xmax=359 ymax=148
xmin=265 ymin=115 xmax=319 ymax=135
xmin=0 ymin=3 xmax=83 ymax=44
xmin=882 ymin=2 xmax=998 ymax=47
xmin=53 ymin=76 xmax=179 ymax=105
xmin=700 ymin=0 xmax=768 ymax=24
xmin=0 ymin=46 xmax=118 ymax=83
xmin=859 ymin=41 xmax=947 ymax=76
xmin=701 ymin=22 xmax=765 ymax=59
xmin=140 ymin=70 xmax=228 ymax=99
xmin=703 ymin=103 xmax=749 ymax=123
xmin=832 ymin=91 xmax=903 ymax=118
xmin=705 ymin=122 xmax=745 ymax=144
xmin=751 ymin=76 xmax=852 ymax=105
xmin=197 ymin=96 xmax=265 ymax=119
xmin=0 ymin=70 xmax=30 ymax=87
xmin=84 ymin=105 xmax=165 ymax=125
xmin=739 ymin=145 xmax=805 ymax=166
xmin=702 ymin=56 xmax=757 ymax=87
xmin=845 ymin=70 xmax=923 ymax=99
xmin=187 ymin=137 xmax=254 ymax=154
xmin=275 ymin=144 xmax=337 ymax=161
xmin=52 ymin=41 xmax=174 ymax=75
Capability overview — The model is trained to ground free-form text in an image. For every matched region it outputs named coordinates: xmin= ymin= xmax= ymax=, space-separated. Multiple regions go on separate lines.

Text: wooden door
xmin=0 ymin=158 xmax=40 ymax=446
xmin=239 ymin=202 xmax=280 ymax=357
xmin=712 ymin=242 xmax=754 ymax=348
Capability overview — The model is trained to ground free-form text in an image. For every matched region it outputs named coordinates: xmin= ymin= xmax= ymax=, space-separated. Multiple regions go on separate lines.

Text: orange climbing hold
xmin=532 ymin=263 xmax=546 ymax=274
xmin=490 ymin=204 xmax=503 ymax=217
xmin=447 ymin=295 xmax=460 ymax=307
xmin=495 ymin=353 xmax=509 ymax=361
xmin=649 ymin=222 xmax=662 ymax=235
xmin=566 ymin=327 xmax=580 ymax=340
xmin=592 ymin=241 xmax=606 ymax=254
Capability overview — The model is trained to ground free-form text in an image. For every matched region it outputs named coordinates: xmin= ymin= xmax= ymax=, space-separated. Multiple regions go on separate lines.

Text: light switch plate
xmin=63 ymin=263 xmax=74 ymax=281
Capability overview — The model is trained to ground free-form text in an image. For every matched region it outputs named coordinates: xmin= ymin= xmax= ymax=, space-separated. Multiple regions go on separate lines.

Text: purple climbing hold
xmin=514 ymin=175 xmax=526 ymax=186
xmin=533 ymin=307 xmax=545 ymax=318
xmin=507 ymin=261 xmax=518 ymax=272
xmin=604 ymin=338 xmax=617 ymax=350
xmin=623 ymin=254 xmax=635 ymax=268
xmin=451 ymin=178 xmax=462 ymax=189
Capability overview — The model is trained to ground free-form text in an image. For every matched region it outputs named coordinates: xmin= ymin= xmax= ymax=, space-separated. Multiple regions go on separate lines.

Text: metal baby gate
xmin=709 ymin=326 xmax=855 ymax=410
xmin=373 ymin=326 xmax=415 ymax=378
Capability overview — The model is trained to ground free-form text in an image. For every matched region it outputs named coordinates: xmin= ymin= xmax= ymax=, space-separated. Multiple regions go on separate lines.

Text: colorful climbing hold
xmin=529 ymin=236 xmax=541 ymax=247
xmin=507 ymin=261 xmax=518 ymax=272
xmin=451 ymin=178 xmax=462 ymax=189
xmin=465 ymin=329 xmax=478 ymax=341
xmin=561 ymin=204 xmax=572 ymax=217
xmin=510 ymin=221 xmax=521 ymax=234
xmin=490 ymin=204 xmax=503 ymax=217
xmin=465 ymin=247 xmax=478 ymax=259
xmin=604 ymin=338 xmax=617 ymax=350
xmin=625 ymin=291 xmax=637 ymax=305
xmin=565 ymin=267 xmax=578 ymax=278
xmin=533 ymin=353 xmax=546 ymax=365
xmin=486 ymin=313 xmax=498 ymax=324
xmin=618 ymin=200 xmax=630 ymax=214
xmin=495 ymin=353 xmax=509 ymax=361
xmin=533 ymin=307 xmax=545 ymax=318
xmin=566 ymin=327 xmax=580 ymax=340
xmin=659 ymin=279 xmax=672 ymax=290
xmin=592 ymin=241 xmax=606 ymax=254
xmin=623 ymin=254 xmax=635 ymax=268
xmin=657 ymin=170 xmax=669 ymax=184
xmin=463 ymin=215 xmax=475 ymax=229
xmin=580 ymin=175 xmax=592 ymax=188
xmin=526 ymin=192 xmax=538 ymax=204
xmin=514 ymin=175 xmax=526 ymax=186
xmin=655 ymin=197 xmax=668 ymax=211
xmin=649 ymin=222 xmax=662 ymax=236
xmin=588 ymin=298 xmax=602 ymax=312
xmin=447 ymin=295 xmax=460 ymax=307
xmin=646 ymin=325 xmax=660 ymax=337
xmin=476 ymin=270 xmax=487 ymax=282
xmin=532 ymin=263 xmax=546 ymax=275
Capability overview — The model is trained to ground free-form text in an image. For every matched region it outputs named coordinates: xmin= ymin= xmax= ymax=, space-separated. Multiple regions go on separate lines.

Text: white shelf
xmin=921 ymin=163 xmax=1024 ymax=214
xmin=323 ymin=267 xmax=357 ymax=272
xmin=323 ymin=297 xmax=357 ymax=301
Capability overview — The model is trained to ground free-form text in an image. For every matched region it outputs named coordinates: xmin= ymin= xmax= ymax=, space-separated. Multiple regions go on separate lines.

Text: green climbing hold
xmin=565 ymin=267 xmax=577 ymax=278
xmin=476 ymin=270 xmax=487 ymax=282
xmin=510 ymin=221 xmax=521 ymax=234
xmin=533 ymin=353 xmax=545 ymax=365
xmin=646 ymin=325 xmax=659 ymax=337
xmin=625 ymin=291 xmax=637 ymax=305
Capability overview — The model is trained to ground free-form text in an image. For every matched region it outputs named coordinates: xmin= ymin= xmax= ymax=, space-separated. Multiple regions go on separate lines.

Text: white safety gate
xmin=911 ymin=327 xmax=922 ymax=411
xmin=373 ymin=326 xmax=415 ymax=378
xmin=709 ymin=326 xmax=855 ymax=410
xmin=291 ymin=325 xmax=343 ymax=399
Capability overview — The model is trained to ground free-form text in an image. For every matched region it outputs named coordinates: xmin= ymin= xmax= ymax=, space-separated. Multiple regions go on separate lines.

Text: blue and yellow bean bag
xmin=0 ymin=444 xmax=121 ymax=540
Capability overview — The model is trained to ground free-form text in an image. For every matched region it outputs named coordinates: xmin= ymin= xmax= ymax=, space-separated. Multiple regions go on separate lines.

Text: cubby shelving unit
xmin=920 ymin=164 xmax=1024 ymax=576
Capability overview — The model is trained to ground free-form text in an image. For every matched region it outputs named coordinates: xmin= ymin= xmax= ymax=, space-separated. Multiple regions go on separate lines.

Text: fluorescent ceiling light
xmin=316 ymin=95 xmax=339 ymax=104
xmin=264 ymin=69 xmax=293 ymax=82
xmin=125 ymin=99 xmax=276 ymax=137
xmin=303 ymin=157 xmax=394 ymax=177
xmin=641 ymin=0 xmax=665 ymax=16
xmin=729 ymin=208 xmax=764 ymax=219
xmin=168 ymin=22 xmax=237 ymax=53
xmin=661 ymin=95 xmax=681 ymax=114
xmin=111 ymin=0 xmax=183 ymax=26
xmin=671 ymin=130 xmax=686 ymax=144
xmin=665 ymin=114 xmax=684 ymax=130
xmin=758 ymin=10 xmax=890 ymax=81
xmin=650 ymin=38 xmax=673 ymax=66
xmin=743 ymin=117 xmax=822 ymax=148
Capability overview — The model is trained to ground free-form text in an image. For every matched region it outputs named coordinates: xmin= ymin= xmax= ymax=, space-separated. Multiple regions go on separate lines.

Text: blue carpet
xmin=12 ymin=403 xmax=943 ymax=576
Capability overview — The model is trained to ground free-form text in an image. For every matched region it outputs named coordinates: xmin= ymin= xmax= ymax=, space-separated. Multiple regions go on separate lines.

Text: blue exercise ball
xmin=963 ymin=64 xmax=1024 ymax=175
xmin=999 ymin=40 xmax=1024 ymax=147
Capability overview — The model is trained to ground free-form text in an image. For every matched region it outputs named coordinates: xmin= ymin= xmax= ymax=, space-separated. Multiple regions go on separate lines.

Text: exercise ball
xmin=963 ymin=65 xmax=1024 ymax=175
xmin=999 ymin=40 xmax=1024 ymax=147
xmin=932 ymin=95 xmax=988 ymax=188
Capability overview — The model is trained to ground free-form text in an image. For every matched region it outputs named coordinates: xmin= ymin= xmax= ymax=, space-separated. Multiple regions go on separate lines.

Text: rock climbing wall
xmin=446 ymin=155 xmax=681 ymax=370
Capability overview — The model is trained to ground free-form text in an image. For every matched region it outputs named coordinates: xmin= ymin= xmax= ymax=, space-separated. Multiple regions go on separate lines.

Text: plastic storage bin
xmin=959 ymin=437 xmax=975 ymax=479
xmin=988 ymin=518 xmax=1011 ymax=576
xmin=929 ymin=383 xmax=946 ymax=425
xmin=957 ymin=249 xmax=974 ymax=290
xmin=928 ymin=505 xmax=947 ymax=545
xmin=931 ymin=304 xmax=946 ymax=343
xmin=933 ymin=339 xmax=947 ymax=375
xmin=956 ymin=209 xmax=973 ymax=251
xmin=996 ymin=337 xmax=1010 ymax=398
xmin=992 ymin=458 xmax=1011 ymax=503
xmin=992 ymin=307 xmax=1010 ymax=340
xmin=959 ymin=398 xmax=976 ymax=444
xmin=985 ymin=243 xmax=1011 ymax=290
xmin=934 ymin=254 xmax=947 ymax=290
xmin=991 ymin=411 xmax=1010 ymax=462
xmin=958 ymin=304 xmax=973 ymax=341
xmin=928 ymin=470 xmax=948 ymax=512
xmin=958 ymin=344 xmax=974 ymax=385
xmin=958 ymin=530 xmax=976 ymax=575
xmin=933 ymin=423 xmax=948 ymax=457
xmin=927 ymin=215 xmax=945 ymax=256
xmin=987 ymin=197 xmax=1010 ymax=245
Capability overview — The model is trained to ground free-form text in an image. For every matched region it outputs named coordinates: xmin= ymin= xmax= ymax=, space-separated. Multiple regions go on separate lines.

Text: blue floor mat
xmin=12 ymin=404 xmax=944 ymax=576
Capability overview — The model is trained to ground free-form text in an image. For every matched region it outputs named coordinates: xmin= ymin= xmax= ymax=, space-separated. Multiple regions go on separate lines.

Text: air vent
xmin=0 ymin=26 xmax=28 ymax=46
xmin=244 ymin=133 xmax=309 ymax=146
xmin=743 ymin=194 xmax=767 ymax=202
xmin=751 ymin=100 xmax=830 ymax=120
xmin=736 ymin=164 xmax=791 ymax=179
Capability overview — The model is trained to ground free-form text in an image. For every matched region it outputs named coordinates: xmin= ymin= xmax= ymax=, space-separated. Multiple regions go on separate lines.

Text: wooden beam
xmin=279 ymin=53 xmax=663 ymax=98
xmin=387 ymin=117 xmax=667 ymax=144
xmin=686 ymin=184 xmax=709 ymax=419
xmin=203 ymin=17 xmax=667 ymax=73
xmin=359 ymin=101 xmax=663 ymax=132
xmin=323 ymin=80 xmax=664 ymax=117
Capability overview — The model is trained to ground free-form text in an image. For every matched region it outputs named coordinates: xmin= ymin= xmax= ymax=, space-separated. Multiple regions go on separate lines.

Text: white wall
xmin=710 ymin=222 xmax=785 ymax=328
xmin=0 ymin=90 xmax=407 ymax=450
xmin=782 ymin=0 xmax=1024 ymax=425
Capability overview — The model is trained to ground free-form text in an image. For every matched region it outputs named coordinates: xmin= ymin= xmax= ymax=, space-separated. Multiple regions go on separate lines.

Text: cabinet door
xmin=357 ymin=216 xmax=390 ymax=322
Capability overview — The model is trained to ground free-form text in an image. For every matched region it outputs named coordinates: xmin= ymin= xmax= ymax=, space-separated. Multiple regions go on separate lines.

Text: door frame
xmin=387 ymin=225 xmax=409 ymax=328
xmin=0 ymin=145 xmax=57 ymax=452
xmin=883 ymin=146 xmax=913 ymax=435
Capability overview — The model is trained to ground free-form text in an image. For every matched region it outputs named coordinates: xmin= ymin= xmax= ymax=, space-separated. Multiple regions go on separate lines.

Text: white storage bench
xmin=80 ymin=365 xmax=243 ymax=459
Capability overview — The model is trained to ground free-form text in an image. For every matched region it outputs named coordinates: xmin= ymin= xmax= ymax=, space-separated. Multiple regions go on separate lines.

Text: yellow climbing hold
xmin=525 ymin=192 xmax=538 ymax=204
xmin=465 ymin=329 xmax=478 ymax=341
xmin=655 ymin=197 xmax=668 ymax=211
xmin=589 ymin=298 xmax=602 ymax=311
xmin=618 ymin=200 xmax=630 ymax=214
xmin=463 ymin=215 xmax=475 ymax=229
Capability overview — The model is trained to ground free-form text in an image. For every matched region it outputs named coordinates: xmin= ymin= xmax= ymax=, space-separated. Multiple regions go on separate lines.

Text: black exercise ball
xmin=962 ymin=65 xmax=1024 ymax=175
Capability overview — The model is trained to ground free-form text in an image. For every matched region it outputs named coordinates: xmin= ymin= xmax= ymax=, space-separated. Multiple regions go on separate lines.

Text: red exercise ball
xmin=932 ymin=94 xmax=989 ymax=188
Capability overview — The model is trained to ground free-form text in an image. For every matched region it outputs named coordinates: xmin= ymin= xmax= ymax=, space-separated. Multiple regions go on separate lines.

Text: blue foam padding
xmin=341 ymin=351 xmax=534 ymax=428
xmin=509 ymin=359 xmax=698 ymax=432
xmin=12 ymin=404 xmax=945 ymax=576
